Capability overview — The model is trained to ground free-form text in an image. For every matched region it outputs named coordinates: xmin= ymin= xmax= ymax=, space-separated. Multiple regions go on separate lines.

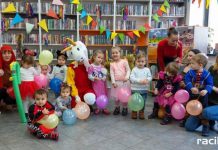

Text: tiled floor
xmin=0 ymin=94 xmax=218 ymax=150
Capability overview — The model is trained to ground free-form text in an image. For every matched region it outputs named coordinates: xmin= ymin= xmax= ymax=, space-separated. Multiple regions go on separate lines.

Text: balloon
xmin=128 ymin=93 xmax=144 ymax=111
xmin=39 ymin=50 xmax=53 ymax=65
xmin=38 ymin=114 xmax=59 ymax=129
xmin=174 ymin=90 xmax=189 ymax=103
xmin=158 ymin=107 xmax=165 ymax=119
xmin=62 ymin=109 xmax=77 ymax=125
xmin=75 ymin=102 xmax=90 ymax=120
xmin=7 ymin=86 xmax=15 ymax=98
xmin=96 ymin=95 xmax=108 ymax=109
xmin=10 ymin=62 xmax=26 ymax=123
xmin=171 ymin=102 xmax=186 ymax=120
xmin=186 ymin=100 xmax=203 ymax=116
xmin=84 ymin=93 xmax=96 ymax=105
xmin=117 ymin=86 xmax=131 ymax=103
xmin=34 ymin=74 xmax=48 ymax=88
xmin=49 ymin=78 xmax=62 ymax=94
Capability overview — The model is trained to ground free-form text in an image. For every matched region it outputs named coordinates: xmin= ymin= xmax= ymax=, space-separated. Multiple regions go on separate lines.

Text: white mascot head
xmin=61 ymin=38 xmax=90 ymax=67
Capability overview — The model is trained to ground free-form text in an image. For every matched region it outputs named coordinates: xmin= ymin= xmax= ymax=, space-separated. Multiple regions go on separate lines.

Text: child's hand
xmin=62 ymin=106 xmax=68 ymax=110
xmin=154 ymin=88 xmax=158 ymax=95
xmin=0 ymin=69 xmax=4 ymax=76
xmin=164 ymin=92 xmax=172 ymax=98
xmin=179 ymin=81 xmax=185 ymax=88
xmin=213 ymin=86 xmax=218 ymax=93
xmin=94 ymin=77 xmax=101 ymax=81
xmin=191 ymin=87 xmax=199 ymax=94
xmin=200 ymin=90 xmax=208 ymax=96
xmin=42 ymin=108 xmax=49 ymax=115
xmin=140 ymin=79 xmax=148 ymax=85
xmin=123 ymin=77 xmax=129 ymax=82
xmin=75 ymin=96 xmax=81 ymax=103
xmin=112 ymin=83 xmax=118 ymax=88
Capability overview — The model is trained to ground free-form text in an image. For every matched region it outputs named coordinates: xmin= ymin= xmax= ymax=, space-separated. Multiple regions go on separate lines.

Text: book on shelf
xmin=116 ymin=3 xmax=148 ymax=16
xmin=82 ymin=3 xmax=113 ymax=15
xmin=47 ymin=19 xmax=76 ymax=30
xmin=80 ymin=35 xmax=112 ymax=45
xmin=152 ymin=4 xmax=185 ymax=16
xmin=80 ymin=19 xmax=112 ymax=30
xmin=2 ymin=33 xmax=39 ymax=44
xmin=42 ymin=34 xmax=75 ymax=45
xmin=117 ymin=20 xmax=136 ymax=30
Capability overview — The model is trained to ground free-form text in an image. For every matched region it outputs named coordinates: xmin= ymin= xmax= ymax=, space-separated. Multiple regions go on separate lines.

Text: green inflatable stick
xmin=10 ymin=62 xmax=27 ymax=123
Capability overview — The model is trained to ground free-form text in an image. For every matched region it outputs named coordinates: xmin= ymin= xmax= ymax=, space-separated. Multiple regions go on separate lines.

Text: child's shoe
xmin=94 ymin=108 xmax=100 ymax=115
xmin=122 ymin=108 xmax=128 ymax=116
xmin=50 ymin=131 xmax=59 ymax=141
xmin=160 ymin=115 xmax=172 ymax=125
xmin=131 ymin=111 xmax=137 ymax=119
xmin=113 ymin=107 xmax=120 ymax=115
xmin=202 ymin=125 xmax=210 ymax=137
xmin=139 ymin=110 xmax=145 ymax=120
xmin=148 ymin=109 xmax=158 ymax=119
xmin=102 ymin=108 xmax=110 ymax=115
xmin=179 ymin=119 xmax=186 ymax=127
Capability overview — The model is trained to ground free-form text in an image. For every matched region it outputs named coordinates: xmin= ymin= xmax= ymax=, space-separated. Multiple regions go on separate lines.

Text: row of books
xmin=117 ymin=20 xmax=136 ymax=30
xmin=2 ymin=18 xmax=38 ymax=30
xmin=151 ymin=19 xmax=183 ymax=28
xmin=152 ymin=5 xmax=185 ymax=16
xmin=116 ymin=4 xmax=149 ymax=16
xmin=80 ymin=35 xmax=113 ymax=45
xmin=47 ymin=19 xmax=76 ymax=30
xmin=152 ymin=0 xmax=184 ymax=2
xmin=80 ymin=19 xmax=113 ymax=30
xmin=116 ymin=36 xmax=135 ymax=45
xmin=2 ymin=33 xmax=39 ymax=44
xmin=41 ymin=3 xmax=77 ymax=15
xmin=42 ymin=34 xmax=75 ymax=45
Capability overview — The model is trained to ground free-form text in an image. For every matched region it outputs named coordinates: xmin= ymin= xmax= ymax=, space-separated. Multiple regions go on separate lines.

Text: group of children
xmin=0 ymin=44 xmax=218 ymax=140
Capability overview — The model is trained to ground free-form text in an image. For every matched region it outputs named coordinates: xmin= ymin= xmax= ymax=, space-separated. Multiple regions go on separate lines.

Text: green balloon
xmin=39 ymin=50 xmax=53 ymax=65
xmin=128 ymin=93 xmax=144 ymax=111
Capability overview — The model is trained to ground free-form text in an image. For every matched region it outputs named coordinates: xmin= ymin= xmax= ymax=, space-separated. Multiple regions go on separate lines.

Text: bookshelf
xmin=0 ymin=0 xmax=187 ymax=60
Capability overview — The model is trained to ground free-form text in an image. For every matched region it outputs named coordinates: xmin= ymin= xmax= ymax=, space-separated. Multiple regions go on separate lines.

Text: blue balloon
xmin=49 ymin=78 xmax=62 ymax=94
xmin=62 ymin=109 xmax=77 ymax=125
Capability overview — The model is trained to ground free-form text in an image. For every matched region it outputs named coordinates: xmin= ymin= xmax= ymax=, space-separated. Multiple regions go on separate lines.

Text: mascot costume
xmin=61 ymin=38 xmax=96 ymax=108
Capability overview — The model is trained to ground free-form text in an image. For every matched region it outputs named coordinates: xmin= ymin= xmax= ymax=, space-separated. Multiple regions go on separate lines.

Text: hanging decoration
xmin=160 ymin=4 xmax=167 ymax=13
xmin=126 ymin=31 xmax=135 ymax=40
xmin=164 ymin=0 xmax=170 ymax=8
xmin=118 ymin=33 xmax=125 ymax=43
xmin=106 ymin=29 xmax=111 ymax=40
xmin=2 ymin=3 xmax=16 ymax=13
xmin=25 ymin=2 xmax=34 ymax=17
xmin=52 ymin=0 xmax=64 ymax=6
xmin=59 ymin=6 xmax=64 ymax=19
xmin=152 ymin=14 xmax=160 ymax=22
xmin=87 ymin=15 xmax=93 ymax=25
xmin=11 ymin=13 xmax=24 ymax=27
xmin=133 ymin=30 xmax=140 ymax=37
xmin=46 ymin=8 xmax=59 ymax=19
xmin=99 ymin=25 xmax=106 ymax=34
xmin=26 ymin=23 xmax=35 ymax=34
xmin=206 ymin=0 xmax=210 ymax=9
xmin=77 ymin=4 xmax=83 ymax=12
xmin=91 ymin=20 xmax=98 ymax=29
xmin=157 ymin=9 xmax=163 ymax=16
xmin=38 ymin=19 xmax=48 ymax=32
xmin=81 ymin=10 xmax=87 ymax=18
xmin=139 ymin=26 xmax=146 ymax=34
xmin=111 ymin=32 xmax=117 ymax=40
xmin=72 ymin=0 xmax=80 ymax=5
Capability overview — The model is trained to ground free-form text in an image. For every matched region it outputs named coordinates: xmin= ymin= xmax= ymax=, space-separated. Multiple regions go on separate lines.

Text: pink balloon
xmin=34 ymin=74 xmax=48 ymax=88
xmin=174 ymin=89 xmax=189 ymax=103
xmin=96 ymin=95 xmax=108 ymax=109
xmin=171 ymin=102 xmax=186 ymax=120
xmin=117 ymin=86 xmax=131 ymax=103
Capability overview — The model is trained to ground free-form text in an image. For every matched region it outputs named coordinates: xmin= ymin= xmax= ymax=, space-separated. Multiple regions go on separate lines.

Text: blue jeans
xmin=202 ymin=105 xmax=218 ymax=121
xmin=131 ymin=90 xmax=147 ymax=111
xmin=185 ymin=116 xmax=201 ymax=131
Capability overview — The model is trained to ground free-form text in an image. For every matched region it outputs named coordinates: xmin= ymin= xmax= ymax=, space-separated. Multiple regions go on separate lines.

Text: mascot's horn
xmin=61 ymin=38 xmax=76 ymax=53
xmin=66 ymin=38 xmax=76 ymax=46
xmin=61 ymin=46 xmax=72 ymax=53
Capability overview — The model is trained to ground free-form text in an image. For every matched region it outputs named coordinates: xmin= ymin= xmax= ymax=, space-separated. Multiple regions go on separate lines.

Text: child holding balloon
xmin=110 ymin=46 xmax=131 ymax=116
xmin=19 ymin=49 xmax=40 ymax=117
xmin=130 ymin=53 xmax=152 ymax=119
xmin=184 ymin=53 xmax=213 ymax=137
xmin=55 ymin=83 xmax=72 ymax=117
xmin=27 ymin=89 xmax=59 ymax=140
xmin=49 ymin=50 xmax=68 ymax=83
xmin=148 ymin=62 xmax=182 ymax=125
xmin=88 ymin=50 xmax=110 ymax=115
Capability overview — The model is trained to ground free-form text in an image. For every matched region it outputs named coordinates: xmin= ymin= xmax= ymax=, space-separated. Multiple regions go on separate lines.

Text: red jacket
xmin=157 ymin=39 xmax=182 ymax=71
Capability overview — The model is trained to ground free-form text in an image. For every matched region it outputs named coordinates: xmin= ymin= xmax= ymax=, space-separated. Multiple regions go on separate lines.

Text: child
xmin=88 ymin=50 xmax=110 ymax=115
xmin=184 ymin=53 xmax=213 ymax=136
xmin=19 ymin=49 xmax=39 ymax=117
xmin=130 ymin=53 xmax=152 ymax=119
xmin=148 ymin=62 xmax=182 ymax=125
xmin=55 ymin=83 xmax=72 ymax=117
xmin=110 ymin=46 xmax=131 ymax=116
xmin=50 ymin=50 xmax=67 ymax=83
xmin=40 ymin=65 xmax=51 ymax=77
xmin=27 ymin=89 xmax=59 ymax=140
xmin=0 ymin=45 xmax=16 ymax=108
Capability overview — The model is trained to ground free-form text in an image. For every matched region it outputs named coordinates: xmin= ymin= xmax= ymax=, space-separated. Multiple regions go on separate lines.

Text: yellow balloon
xmin=37 ymin=114 xmax=59 ymax=129
xmin=75 ymin=102 xmax=90 ymax=120
xmin=39 ymin=50 xmax=53 ymax=65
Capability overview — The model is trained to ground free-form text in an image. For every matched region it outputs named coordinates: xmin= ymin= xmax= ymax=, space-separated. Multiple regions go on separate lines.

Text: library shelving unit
xmin=0 ymin=0 xmax=187 ymax=60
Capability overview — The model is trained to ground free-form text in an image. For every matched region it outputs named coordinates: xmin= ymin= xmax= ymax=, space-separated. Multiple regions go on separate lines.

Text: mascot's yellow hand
xmin=9 ymin=77 xmax=13 ymax=81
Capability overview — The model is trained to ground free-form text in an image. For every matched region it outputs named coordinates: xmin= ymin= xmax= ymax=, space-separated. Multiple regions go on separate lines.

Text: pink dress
xmin=88 ymin=64 xmax=107 ymax=98
xmin=155 ymin=71 xmax=182 ymax=107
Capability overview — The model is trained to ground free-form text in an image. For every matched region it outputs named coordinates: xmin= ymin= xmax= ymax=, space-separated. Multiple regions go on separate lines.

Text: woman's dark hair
xmin=56 ymin=50 xmax=68 ymax=60
xmin=189 ymin=49 xmax=201 ymax=55
xmin=167 ymin=27 xmax=178 ymax=37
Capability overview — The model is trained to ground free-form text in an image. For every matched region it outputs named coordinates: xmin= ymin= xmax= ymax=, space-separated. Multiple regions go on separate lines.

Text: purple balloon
xmin=171 ymin=102 xmax=186 ymax=120
xmin=174 ymin=89 xmax=189 ymax=103
xmin=96 ymin=95 xmax=108 ymax=109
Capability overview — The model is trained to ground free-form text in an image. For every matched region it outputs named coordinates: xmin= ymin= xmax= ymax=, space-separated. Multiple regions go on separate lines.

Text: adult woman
xmin=0 ymin=45 xmax=16 ymax=108
xmin=157 ymin=27 xmax=183 ymax=71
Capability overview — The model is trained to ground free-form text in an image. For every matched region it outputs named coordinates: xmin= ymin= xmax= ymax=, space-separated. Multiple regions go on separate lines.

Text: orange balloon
xmin=75 ymin=102 xmax=90 ymax=120
xmin=186 ymin=100 xmax=203 ymax=116
xmin=158 ymin=107 xmax=165 ymax=119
